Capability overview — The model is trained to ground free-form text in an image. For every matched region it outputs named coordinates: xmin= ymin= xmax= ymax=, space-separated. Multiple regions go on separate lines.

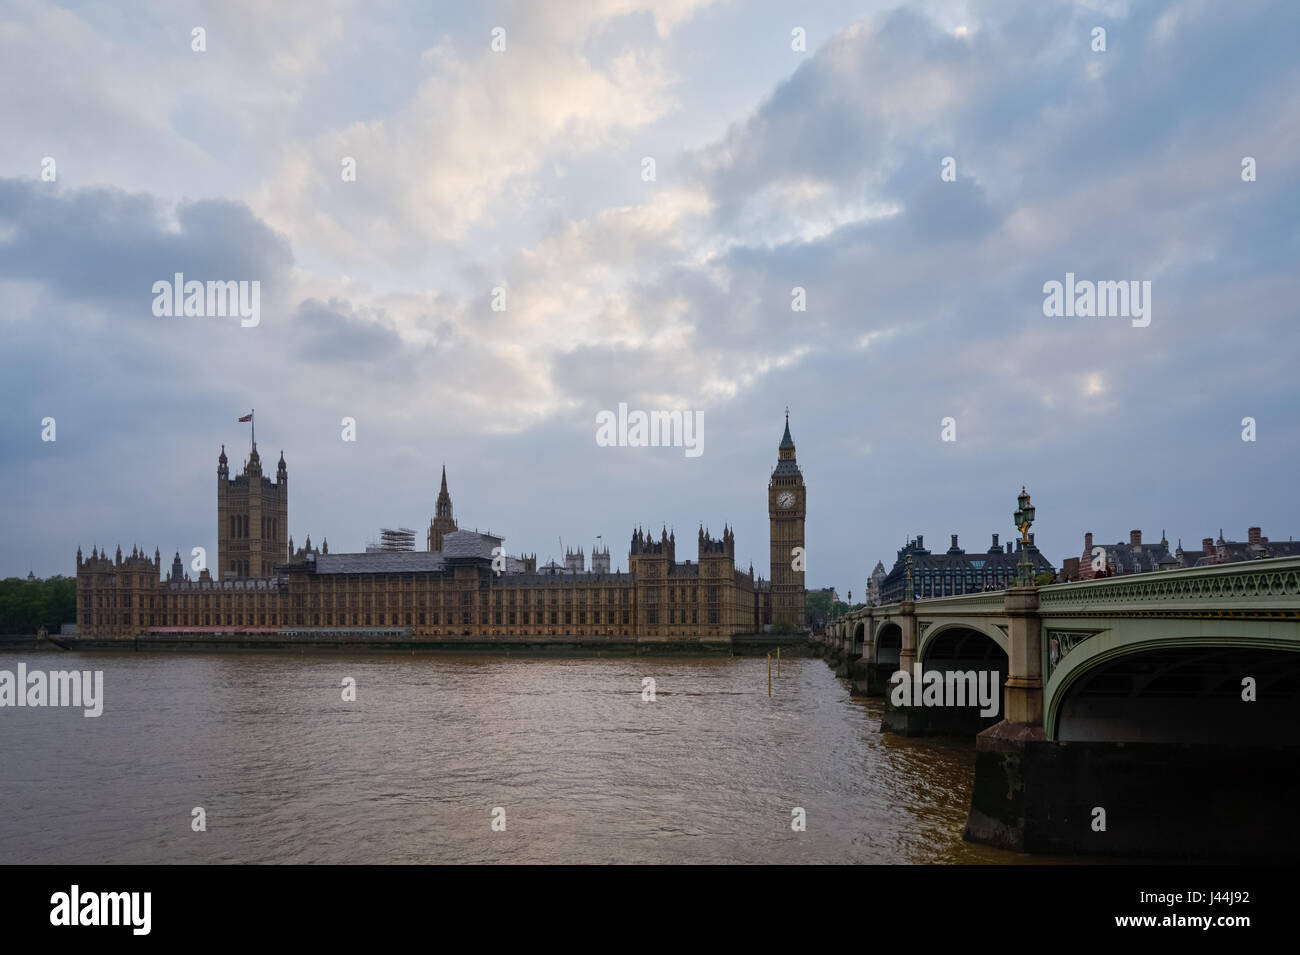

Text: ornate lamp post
xmin=904 ymin=552 xmax=915 ymax=601
xmin=1012 ymin=486 xmax=1037 ymax=587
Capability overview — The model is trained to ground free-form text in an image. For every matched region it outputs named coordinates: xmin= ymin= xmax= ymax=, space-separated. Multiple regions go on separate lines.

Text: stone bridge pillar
xmin=1002 ymin=586 xmax=1043 ymax=725
xmin=898 ymin=600 xmax=917 ymax=673
xmin=966 ymin=584 xmax=1046 ymax=852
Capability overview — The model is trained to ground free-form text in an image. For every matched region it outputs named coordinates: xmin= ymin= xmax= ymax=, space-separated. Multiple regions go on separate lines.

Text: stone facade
xmin=216 ymin=443 xmax=288 ymax=579
xmin=75 ymin=418 xmax=801 ymax=640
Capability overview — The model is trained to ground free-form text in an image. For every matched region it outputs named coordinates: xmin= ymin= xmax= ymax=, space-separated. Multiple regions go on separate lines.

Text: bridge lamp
xmin=1014 ymin=486 xmax=1035 ymax=542
xmin=1013 ymin=486 xmax=1037 ymax=586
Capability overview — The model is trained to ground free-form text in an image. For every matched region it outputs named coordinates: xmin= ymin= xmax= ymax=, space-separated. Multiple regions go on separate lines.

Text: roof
xmin=1095 ymin=541 xmax=1173 ymax=574
xmin=313 ymin=551 xmax=448 ymax=575
xmin=440 ymin=529 xmax=502 ymax=559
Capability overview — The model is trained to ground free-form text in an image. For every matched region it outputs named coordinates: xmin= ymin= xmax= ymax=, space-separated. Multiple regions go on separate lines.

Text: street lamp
xmin=1013 ymin=486 xmax=1037 ymax=586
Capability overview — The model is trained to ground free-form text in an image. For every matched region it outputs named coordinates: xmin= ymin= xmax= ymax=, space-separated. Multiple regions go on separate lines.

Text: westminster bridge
xmin=818 ymin=556 xmax=1300 ymax=859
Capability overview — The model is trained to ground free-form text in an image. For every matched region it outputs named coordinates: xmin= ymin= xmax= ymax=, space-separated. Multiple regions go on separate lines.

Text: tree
xmin=0 ymin=576 xmax=76 ymax=634
xmin=805 ymin=590 xmax=832 ymax=629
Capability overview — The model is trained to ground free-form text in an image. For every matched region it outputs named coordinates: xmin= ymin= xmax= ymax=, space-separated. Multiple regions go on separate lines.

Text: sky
xmin=1 ymin=0 xmax=1298 ymax=597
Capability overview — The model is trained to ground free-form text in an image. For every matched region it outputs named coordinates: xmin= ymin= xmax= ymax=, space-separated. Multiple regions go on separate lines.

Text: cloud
xmin=1 ymin=0 xmax=1298 ymax=601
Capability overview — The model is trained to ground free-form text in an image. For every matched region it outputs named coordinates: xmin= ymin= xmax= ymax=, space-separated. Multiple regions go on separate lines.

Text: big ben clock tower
xmin=768 ymin=410 xmax=806 ymax=629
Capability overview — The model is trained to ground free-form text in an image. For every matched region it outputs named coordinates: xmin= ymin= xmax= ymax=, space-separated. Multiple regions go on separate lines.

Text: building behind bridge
xmin=877 ymin=533 xmax=1054 ymax=603
xmin=1076 ymin=526 xmax=1300 ymax=580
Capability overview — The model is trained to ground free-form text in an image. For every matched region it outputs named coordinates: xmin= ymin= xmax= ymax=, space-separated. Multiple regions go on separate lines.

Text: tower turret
xmin=428 ymin=465 xmax=458 ymax=551
xmin=217 ymin=426 xmax=287 ymax=580
xmin=768 ymin=410 xmax=806 ymax=630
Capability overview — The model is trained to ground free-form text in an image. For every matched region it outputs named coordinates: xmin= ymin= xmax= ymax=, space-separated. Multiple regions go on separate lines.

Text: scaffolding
xmin=379 ymin=528 xmax=417 ymax=552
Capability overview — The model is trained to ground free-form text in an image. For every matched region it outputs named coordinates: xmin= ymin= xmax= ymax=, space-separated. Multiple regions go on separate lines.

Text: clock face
xmin=777 ymin=491 xmax=795 ymax=510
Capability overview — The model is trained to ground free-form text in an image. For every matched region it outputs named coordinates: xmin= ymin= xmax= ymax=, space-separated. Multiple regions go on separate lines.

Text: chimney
xmin=1248 ymin=527 xmax=1262 ymax=545
xmin=1130 ymin=529 xmax=1142 ymax=548
xmin=1006 ymin=542 xmax=1012 ymax=554
xmin=916 ymin=535 xmax=924 ymax=549
xmin=951 ymin=534 xmax=959 ymax=549
xmin=1084 ymin=531 xmax=1093 ymax=552
xmin=992 ymin=533 xmax=999 ymax=548
xmin=1202 ymin=537 xmax=1213 ymax=553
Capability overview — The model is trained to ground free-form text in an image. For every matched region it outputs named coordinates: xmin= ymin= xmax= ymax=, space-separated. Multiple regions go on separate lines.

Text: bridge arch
xmin=874 ymin=622 xmax=901 ymax=670
xmin=852 ymin=621 xmax=865 ymax=657
xmin=915 ymin=621 xmax=1009 ymax=731
xmin=917 ymin=619 xmax=1008 ymax=663
xmin=1046 ymin=622 xmax=1300 ymax=742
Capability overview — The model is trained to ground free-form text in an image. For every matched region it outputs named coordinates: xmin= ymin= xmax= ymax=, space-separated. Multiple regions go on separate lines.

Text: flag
xmin=238 ymin=413 xmax=253 ymax=422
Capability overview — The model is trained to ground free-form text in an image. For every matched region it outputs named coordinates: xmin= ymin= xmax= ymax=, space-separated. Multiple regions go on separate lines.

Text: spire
xmin=780 ymin=410 xmax=795 ymax=450
xmin=433 ymin=465 xmax=453 ymax=523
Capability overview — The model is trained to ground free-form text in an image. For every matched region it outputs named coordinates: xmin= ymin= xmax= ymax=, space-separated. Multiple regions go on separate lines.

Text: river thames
xmin=0 ymin=651 xmax=1042 ymax=864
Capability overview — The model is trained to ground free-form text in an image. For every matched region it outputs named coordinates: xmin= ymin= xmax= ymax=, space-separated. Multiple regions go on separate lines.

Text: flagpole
xmin=251 ymin=408 xmax=255 ymax=450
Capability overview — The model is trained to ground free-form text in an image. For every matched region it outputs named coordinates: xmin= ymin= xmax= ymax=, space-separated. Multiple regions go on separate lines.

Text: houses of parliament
xmin=74 ymin=416 xmax=807 ymax=642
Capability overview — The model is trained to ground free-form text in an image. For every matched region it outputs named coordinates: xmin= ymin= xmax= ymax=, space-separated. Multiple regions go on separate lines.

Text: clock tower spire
xmin=768 ymin=410 xmax=806 ymax=630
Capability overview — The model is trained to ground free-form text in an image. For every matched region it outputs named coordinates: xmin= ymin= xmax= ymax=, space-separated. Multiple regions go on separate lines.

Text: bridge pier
xmin=896 ymin=600 xmax=916 ymax=673
xmin=967 ymin=728 xmax=1300 ymax=858
xmin=1001 ymin=587 xmax=1042 ymax=724
xmin=966 ymin=584 xmax=1051 ymax=848
xmin=880 ymin=602 xmax=924 ymax=733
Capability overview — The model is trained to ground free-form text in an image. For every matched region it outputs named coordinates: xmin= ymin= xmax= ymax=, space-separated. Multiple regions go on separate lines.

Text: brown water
xmin=0 ymin=651 xmax=1036 ymax=863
